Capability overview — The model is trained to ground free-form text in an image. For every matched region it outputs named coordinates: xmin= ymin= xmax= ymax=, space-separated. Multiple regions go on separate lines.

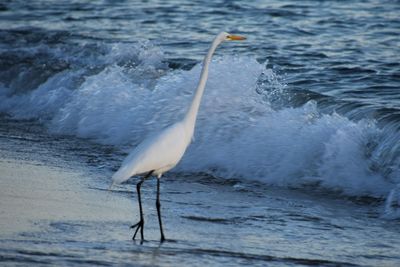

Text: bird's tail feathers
xmin=111 ymin=166 xmax=134 ymax=185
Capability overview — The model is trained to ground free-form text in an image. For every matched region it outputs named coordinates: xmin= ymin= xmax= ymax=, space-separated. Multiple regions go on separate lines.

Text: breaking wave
xmin=1 ymin=37 xmax=399 ymax=218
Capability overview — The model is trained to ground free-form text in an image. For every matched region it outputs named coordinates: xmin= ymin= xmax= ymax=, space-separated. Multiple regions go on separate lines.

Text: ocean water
xmin=1 ymin=0 xmax=400 ymax=266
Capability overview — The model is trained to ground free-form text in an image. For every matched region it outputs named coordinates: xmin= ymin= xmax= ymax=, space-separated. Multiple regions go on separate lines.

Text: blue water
xmin=1 ymin=0 xmax=400 ymax=266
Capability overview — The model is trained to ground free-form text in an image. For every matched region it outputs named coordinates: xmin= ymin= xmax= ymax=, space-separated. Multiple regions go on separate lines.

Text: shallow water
xmin=1 ymin=0 xmax=400 ymax=266
xmin=1 ymin=116 xmax=400 ymax=266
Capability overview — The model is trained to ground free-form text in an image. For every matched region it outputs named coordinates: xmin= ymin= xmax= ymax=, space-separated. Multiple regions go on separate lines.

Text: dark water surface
xmin=1 ymin=0 xmax=400 ymax=266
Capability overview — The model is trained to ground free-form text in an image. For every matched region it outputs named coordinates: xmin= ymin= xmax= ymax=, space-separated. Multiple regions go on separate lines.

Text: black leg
xmin=131 ymin=171 xmax=153 ymax=242
xmin=156 ymin=178 xmax=165 ymax=242
xmin=131 ymin=179 xmax=144 ymax=241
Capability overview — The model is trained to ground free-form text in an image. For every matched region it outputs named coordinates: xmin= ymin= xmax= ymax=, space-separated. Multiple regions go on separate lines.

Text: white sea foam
xmin=0 ymin=69 xmax=79 ymax=120
xmin=1 ymin=42 xmax=399 ymax=208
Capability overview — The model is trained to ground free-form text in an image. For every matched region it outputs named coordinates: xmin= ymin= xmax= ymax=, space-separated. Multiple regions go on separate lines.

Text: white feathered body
xmin=112 ymin=121 xmax=191 ymax=184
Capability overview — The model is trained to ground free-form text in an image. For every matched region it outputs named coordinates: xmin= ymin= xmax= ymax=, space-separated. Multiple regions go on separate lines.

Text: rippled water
xmin=1 ymin=0 xmax=400 ymax=266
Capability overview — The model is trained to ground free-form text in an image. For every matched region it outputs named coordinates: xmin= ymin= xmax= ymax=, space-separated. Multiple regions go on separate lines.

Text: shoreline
xmin=1 ymin=118 xmax=400 ymax=266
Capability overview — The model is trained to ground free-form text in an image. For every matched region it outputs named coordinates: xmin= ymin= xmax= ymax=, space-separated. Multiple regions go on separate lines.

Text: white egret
xmin=111 ymin=32 xmax=246 ymax=242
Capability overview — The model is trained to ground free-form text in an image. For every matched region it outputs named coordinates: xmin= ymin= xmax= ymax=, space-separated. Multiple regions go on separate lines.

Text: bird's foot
xmin=130 ymin=220 xmax=144 ymax=241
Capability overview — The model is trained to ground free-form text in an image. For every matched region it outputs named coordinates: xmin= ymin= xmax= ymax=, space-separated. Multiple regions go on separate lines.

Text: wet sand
xmin=0 ymin=157 xmax=131 ymax=235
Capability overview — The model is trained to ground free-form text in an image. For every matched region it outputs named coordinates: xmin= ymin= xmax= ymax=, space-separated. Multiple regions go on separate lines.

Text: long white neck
xmin=183 ymin=37 xmax=221 ymax=136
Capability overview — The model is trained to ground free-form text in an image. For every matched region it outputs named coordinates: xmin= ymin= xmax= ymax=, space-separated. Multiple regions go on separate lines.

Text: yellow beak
xmin=227 ymin=35 xmax=246 ymax=41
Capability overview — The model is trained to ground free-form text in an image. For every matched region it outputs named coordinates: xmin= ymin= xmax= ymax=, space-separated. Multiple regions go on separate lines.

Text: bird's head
xmin=217 ymin=32 xmax=246 ymax=42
